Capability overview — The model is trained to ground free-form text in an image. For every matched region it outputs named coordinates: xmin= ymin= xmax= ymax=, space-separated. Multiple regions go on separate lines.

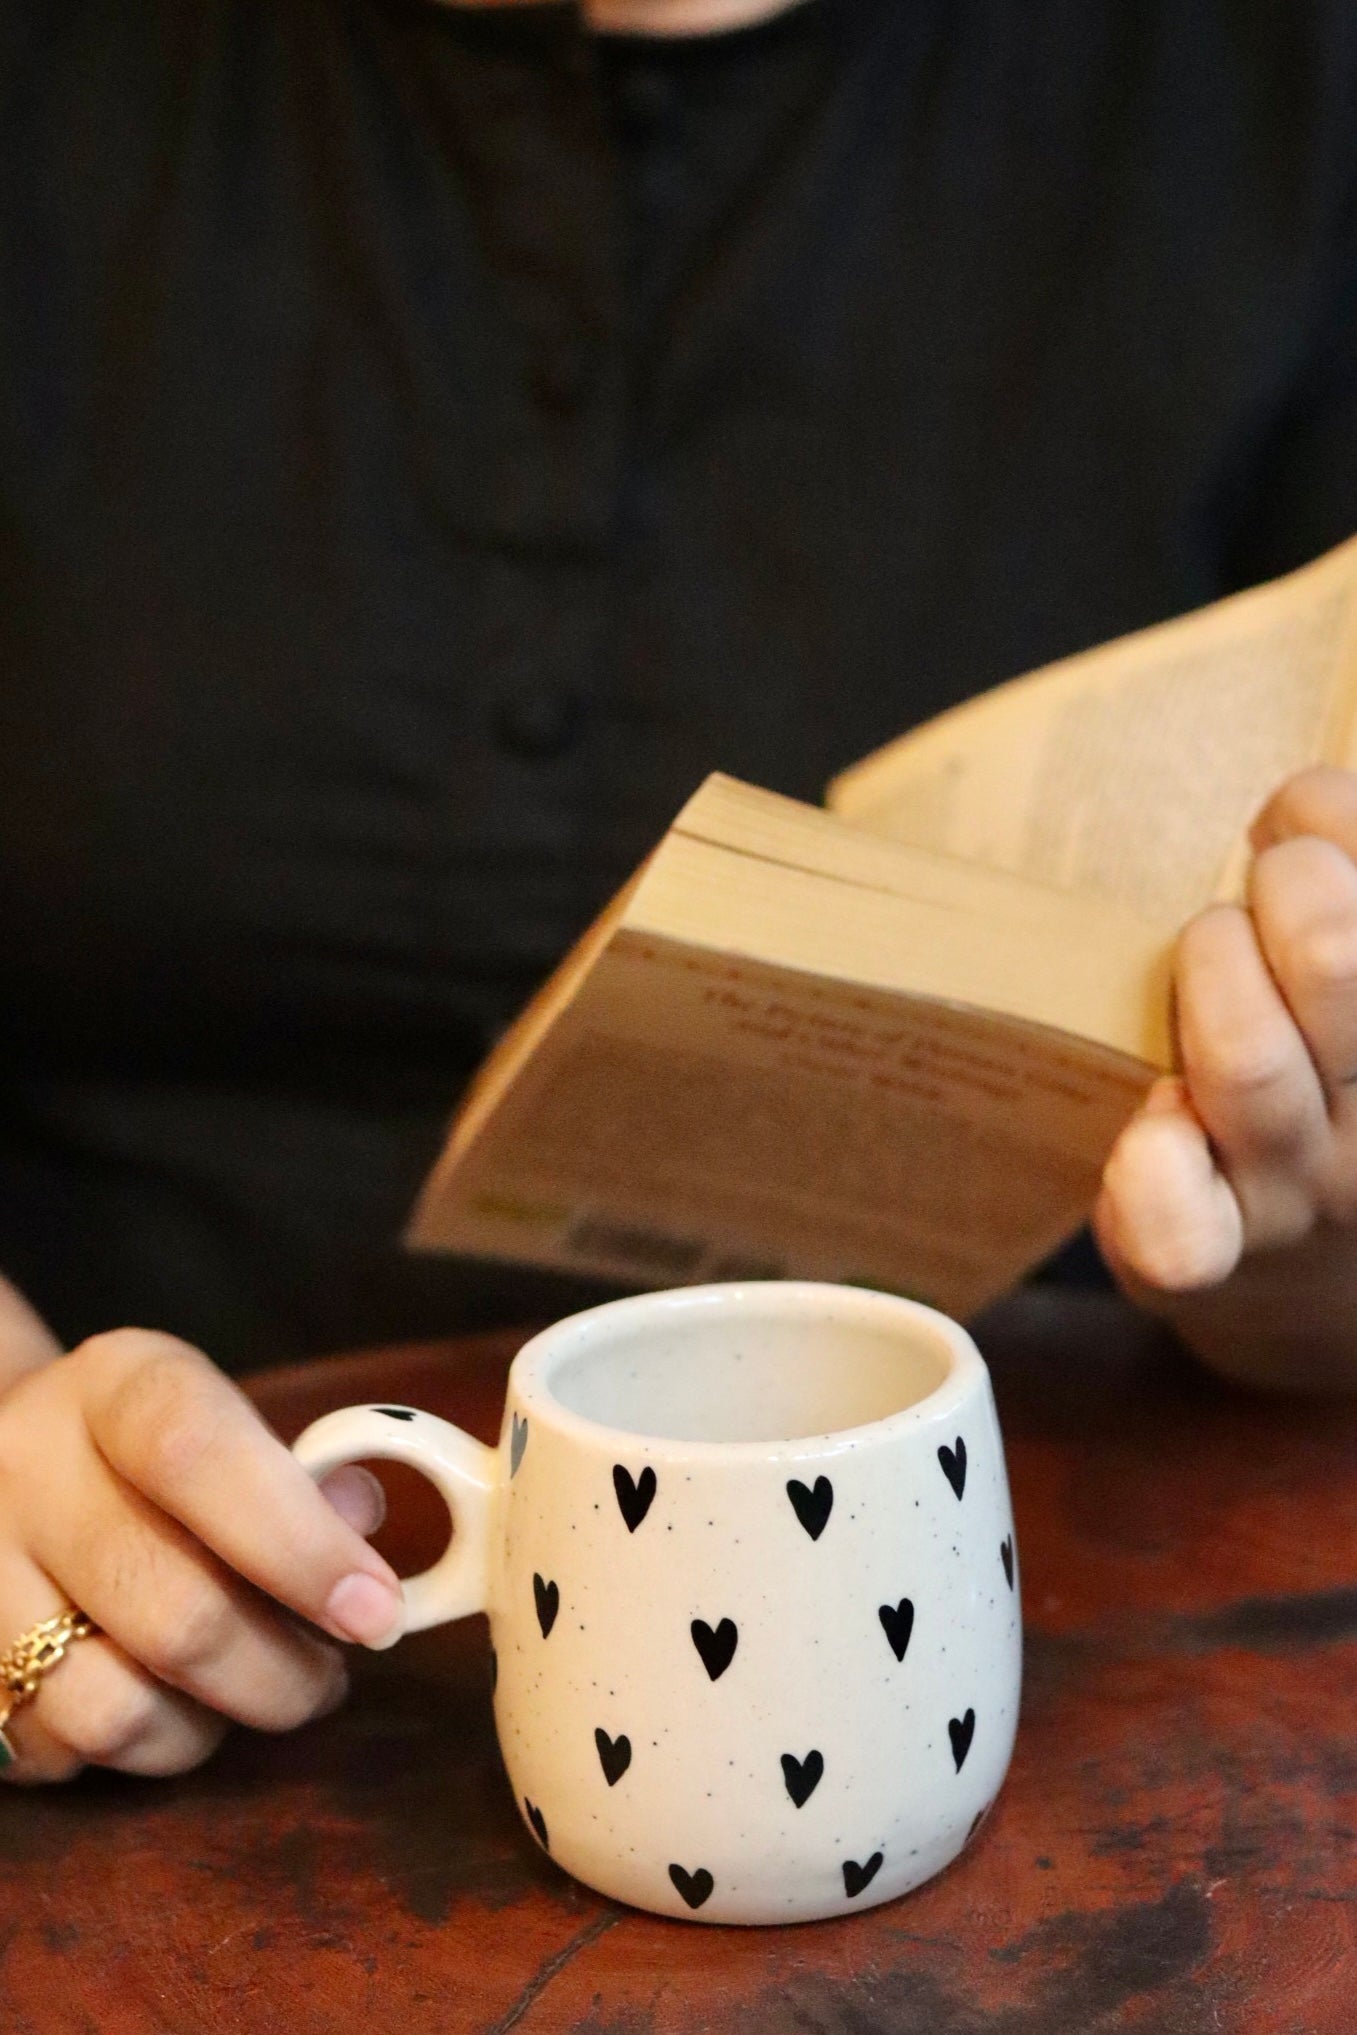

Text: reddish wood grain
xmin=2 ymin=1292 xmax=1355 ymax=2033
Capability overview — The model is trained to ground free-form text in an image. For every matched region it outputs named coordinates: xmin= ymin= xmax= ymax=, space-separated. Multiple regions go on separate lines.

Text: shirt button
xmin=493 ymin=685 xmax=587 ymax=759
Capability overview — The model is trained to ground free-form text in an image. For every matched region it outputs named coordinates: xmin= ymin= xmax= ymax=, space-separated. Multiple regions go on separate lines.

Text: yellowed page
xmin=410 ymin=787 xmax=1170 ymax=1307
xmin=408 ymin=930 xmax=1154 ymax=1318
xmin=635 ymin=811 xmax=1172 ymax=1067
xmin=829 ymin=535 xmax=1357 ymax=923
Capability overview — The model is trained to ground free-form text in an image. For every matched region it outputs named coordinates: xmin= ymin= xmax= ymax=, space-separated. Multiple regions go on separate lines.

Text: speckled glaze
xmin=293 ymin=1283 xmax=1021 ymax=1925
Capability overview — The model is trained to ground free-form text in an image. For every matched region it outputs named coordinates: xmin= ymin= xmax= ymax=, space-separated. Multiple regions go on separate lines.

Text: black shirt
xmin=2 ymin=0 xmax=1357 ymax=1368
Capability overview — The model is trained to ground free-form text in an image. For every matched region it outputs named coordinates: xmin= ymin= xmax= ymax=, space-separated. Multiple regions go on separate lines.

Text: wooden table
xmin=2 ymin=1290 xmax=1356 ymax=2033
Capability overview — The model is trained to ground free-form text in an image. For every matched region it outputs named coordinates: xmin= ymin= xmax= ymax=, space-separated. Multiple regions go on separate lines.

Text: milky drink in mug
xmin=293 ymin=1281 xmax=1022 ymax=1925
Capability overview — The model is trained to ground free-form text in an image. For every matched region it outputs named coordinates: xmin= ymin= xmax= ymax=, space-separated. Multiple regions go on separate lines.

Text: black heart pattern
xmin=489 ymin=1647 xmax=497 ymax=1694
xmin=613 ymin=1464 xmax=657 ymax=1533
xmin=786 ymin=1475 xmax=834 ymax=1540
xmin=781 ymin=1749 xmax=824 ymax=1808
xmin=878 ymin=1597 xmax=915 ymax=1663
xmin=374 ymin=1406 xmax=415 ymax=1421
xmin=595 ymin=1728 xmax=632 ymax=1787
xmin=533 ymin=1573 xmax=559 ymax=1639
xmin=669 ymin=1864 xmax=714 ymax=1910
xmin=511 ymin=1431 xmax=998 ymax=1905
xmin=1001 ymin=1536 xmax=1014 ymax=1589
xmin=938 ymin=1437 xmax=967 ymax=1500
xmin=691 ymin=1617 xmax=738 ymax=1680
xmin=843 ymin=1852 xmax=883 ymax=1898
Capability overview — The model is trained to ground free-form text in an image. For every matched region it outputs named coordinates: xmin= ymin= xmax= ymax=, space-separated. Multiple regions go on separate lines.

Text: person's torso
xmin=2 ymin=0 xmax=1354 ymax=1360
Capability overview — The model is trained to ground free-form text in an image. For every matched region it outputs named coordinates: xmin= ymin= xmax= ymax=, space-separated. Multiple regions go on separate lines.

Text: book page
xmin=829 ymin=536 xmax=1357 ymax=924
xmin=409 ymin=931 xmax=1154 ymax=1319
xmin=631 ymin=815 xmax=1173 ymax=1069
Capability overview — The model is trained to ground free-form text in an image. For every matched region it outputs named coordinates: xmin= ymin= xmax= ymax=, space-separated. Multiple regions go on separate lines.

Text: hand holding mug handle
xmin=292 ymin=1407 xmax=497 ymax=1634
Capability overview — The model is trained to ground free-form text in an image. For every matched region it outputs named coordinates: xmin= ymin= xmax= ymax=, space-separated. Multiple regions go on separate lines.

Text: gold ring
xmin=0 ymin=1608 xmax=99 ymax=1771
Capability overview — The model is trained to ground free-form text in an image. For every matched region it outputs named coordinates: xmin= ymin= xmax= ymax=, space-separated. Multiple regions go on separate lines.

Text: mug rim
xmin=510 ymin=1280 xmax=987 ymax=1462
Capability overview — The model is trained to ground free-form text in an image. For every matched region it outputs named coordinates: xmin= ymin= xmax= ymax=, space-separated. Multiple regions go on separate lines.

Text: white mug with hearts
xmin=293 ymin=1281 xmax=1022 ymax=1925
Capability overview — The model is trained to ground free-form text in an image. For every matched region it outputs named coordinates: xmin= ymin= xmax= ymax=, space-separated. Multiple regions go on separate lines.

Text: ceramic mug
xmin=292 ymin=1282 xmax=1021 ymax=1925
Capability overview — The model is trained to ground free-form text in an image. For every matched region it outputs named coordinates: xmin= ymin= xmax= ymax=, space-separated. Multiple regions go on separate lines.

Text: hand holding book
xmin=410 ymin=537 xmax=1357 ymax=1385
xmin=1095 ymin=764 xmax=1357 ymax=1389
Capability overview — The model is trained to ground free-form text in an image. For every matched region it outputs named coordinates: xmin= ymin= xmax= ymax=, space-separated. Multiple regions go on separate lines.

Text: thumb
xmin=1094 ymin=1076 xmax=1244 ymax=1293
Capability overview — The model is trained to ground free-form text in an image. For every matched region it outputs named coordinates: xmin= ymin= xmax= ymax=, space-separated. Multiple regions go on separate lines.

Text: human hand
xmin=1094 ymin=763 xmax=1357 ymax=1301
xmin=0 ymin=1326 xmax=403 ymax=1783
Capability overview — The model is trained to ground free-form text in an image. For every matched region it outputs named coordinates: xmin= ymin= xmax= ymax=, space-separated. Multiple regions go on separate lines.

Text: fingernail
xmin=320 ymin=1464 xmax=388 ymax=1537
xmin=325 ymin=1572 xmax=405 ymax=1649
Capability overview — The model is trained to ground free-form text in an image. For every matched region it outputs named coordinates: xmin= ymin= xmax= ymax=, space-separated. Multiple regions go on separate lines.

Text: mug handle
xmin=292 ymin=1405 xmax=499 ymax=1633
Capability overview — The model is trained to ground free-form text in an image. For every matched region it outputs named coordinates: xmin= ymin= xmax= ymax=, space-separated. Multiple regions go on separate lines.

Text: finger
xmin=320 ymin=1466 xmax=387 ymax=1539
xmin=1173 ymin=904 xmax=1328 ymax=1246
xmin=25 ymin=1441 xmax=351 ymax=1733
xmin=39 ymin=1642 xmax=233 ymax=1779
xmin=76 ymin=1332 xmax=404 ymax=1648
xmin=8 ymin=1650 xmax=231 ymax=1785
xmin=1095 ymin=1076 xmax=1244 ymax=1290
xmin=0 ymin=1561 xmax=228 ymax=1785
xmin=1250 ymin=765 xmax=1357 ymax=856
xmin=1248 ymin=835 xmax=1357 ymax=1110
xmin=0 ymin=1564 xmax=94 ymax=1784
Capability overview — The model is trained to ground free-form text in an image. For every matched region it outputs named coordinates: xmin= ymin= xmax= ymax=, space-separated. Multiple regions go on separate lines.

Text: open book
xmin=408 ymin=535 xmax=1357 ymax=1317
